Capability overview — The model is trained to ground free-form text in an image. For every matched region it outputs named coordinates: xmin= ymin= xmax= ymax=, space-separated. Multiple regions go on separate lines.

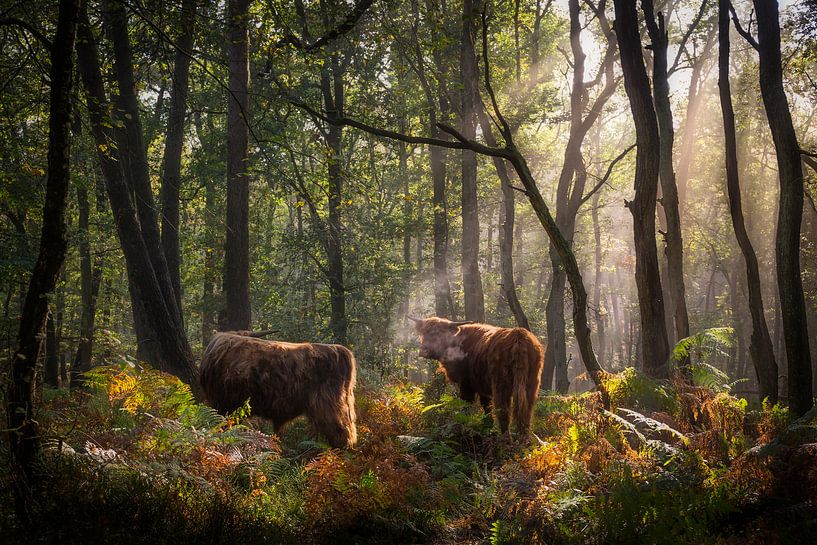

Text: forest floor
xmin=2 ymin=363 xmax=817 ymax=544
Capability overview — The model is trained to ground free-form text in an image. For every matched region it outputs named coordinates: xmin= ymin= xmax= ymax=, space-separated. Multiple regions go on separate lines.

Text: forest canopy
xmin=1 ymin=0 xmax=817 ymax=543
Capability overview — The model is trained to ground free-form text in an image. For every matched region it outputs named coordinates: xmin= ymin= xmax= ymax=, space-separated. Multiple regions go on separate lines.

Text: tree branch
xmin=669 ymin=0 xmax=709 ymax=75
xmin=729 ymin=2 xmax=759 ymax=51
xmin=580 ymin=143 xmax=636 ymax=205
xmin=275 ymin=0 xmax=374 ymax=51
xmin=0 ymin=17 xmax=52 ymax=49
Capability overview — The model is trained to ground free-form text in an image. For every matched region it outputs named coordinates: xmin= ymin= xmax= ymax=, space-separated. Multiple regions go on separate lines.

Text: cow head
xmin=409 ymin=317 xmax=474 ymax=379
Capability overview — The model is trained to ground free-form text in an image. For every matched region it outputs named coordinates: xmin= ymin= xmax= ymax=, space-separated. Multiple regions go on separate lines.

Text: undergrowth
xmin=1 ymin=361 xmax=815 ymax=544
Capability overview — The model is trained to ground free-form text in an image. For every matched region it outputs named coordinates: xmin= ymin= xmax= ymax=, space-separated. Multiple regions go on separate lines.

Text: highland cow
xmin=199 ymin=332 xmax=357 ymax=448
xmin=411 ymin=317 xmax=544 ymax=437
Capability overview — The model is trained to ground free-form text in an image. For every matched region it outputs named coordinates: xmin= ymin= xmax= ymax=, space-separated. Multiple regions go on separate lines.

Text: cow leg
xmin=479 ymin=394 xmax=492 ymax=414
xmin=512 ymin=374 xmax=540 ymax=441
xmin=308 ymin=384 xmax=356 ymax=449
xmin=459 ymin=382 xmax=476 ymax=403
xmin=492 ymin=387 xmax=511 ymax=437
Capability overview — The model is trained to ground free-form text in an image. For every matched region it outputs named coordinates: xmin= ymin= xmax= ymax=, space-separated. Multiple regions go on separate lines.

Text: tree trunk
xmin=460 ymin=0 xmax=485 ymax=322
xmin=160 ymin=0 xmax=197 ymax=312
xmin=76 ymin=6 xmax=197 ymax=387
xmin=71 ymin=184 xmax=103 ymax=387
xmin=592 ymin=129 xmax=607 ymax=366
xmin=7 ymin=0 xmax=79 ymax=518
xmin=475 ymin=102 xmax=529 ymax=329
xmin=320 ymin=0 xmax=347 ymax=343
xmin=44 ymin=310 xmax=59 ymax=388
xmin=224 ymin=0 xmax=252 ymax=330
xmin=753 ymin=0 xmax=812 ymax=415
xmin=413 ymin=0 xmax=454 ymax=318
xmin=643 ymin=0 xmax=690 ymax=352
xmin=613 ymin=0 xmax=670 ymax=378
xmin=718 ymin=0 xmax=778 ymax=402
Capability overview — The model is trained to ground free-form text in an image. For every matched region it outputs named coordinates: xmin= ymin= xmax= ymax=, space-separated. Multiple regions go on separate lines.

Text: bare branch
xmin=275 ymin=0 xmax=374 ymax=51
xmin=729 ymin=1 xmax=759 ymax=51
xmin=669 ymin=0 xmax=709 ymax=74
xmin=580 ymin=143 xmax=636 ymax=205
xmin=481 ymin=7 xmax=513 ymax=142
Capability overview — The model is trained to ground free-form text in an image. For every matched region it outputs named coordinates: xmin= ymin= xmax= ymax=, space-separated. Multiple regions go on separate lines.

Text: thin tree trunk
xmin=613 ymin=0 xmax=670 ymax=378
xmin=224 ymin=0 xmax=251 ymax=330
xmin=592 ymin=134 xmax=607 ymax=366
xmin=321 ymin=0 xmax=347 ymax=343
xmin=160 ymin=0 xmax=197 ymax=312
xmin=475 ymin=103 xmax=529 ymax=329
xmin=7 ymin=0 xmax=79 ymax=519
xmin=718 ymin=0 xmax=778 ymax=402
xmin=643 ymin=0 xmax=690 ymax=351
xmin=752 ymin=0 xmax=812 ymax=415
xmin=44 ymin=311 xmax=59 ymax=388
xmin=460 ymin=0 xmax=485 ymax=322
xmin=413 ymin=0 xmax=453 ymax=318
xmin=71 ymin=184 xmax=103 ymax=387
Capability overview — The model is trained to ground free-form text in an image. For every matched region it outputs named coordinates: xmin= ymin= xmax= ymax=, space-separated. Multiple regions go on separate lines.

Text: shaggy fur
xmin=413 ymin=317 xmax=544 ymax=437
xmin=199 ymin=332 xmax=357 ymax=448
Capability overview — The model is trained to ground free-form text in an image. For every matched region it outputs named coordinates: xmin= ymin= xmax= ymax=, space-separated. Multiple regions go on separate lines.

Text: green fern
xmin=672 ymin=327 xmax=734 ymax=364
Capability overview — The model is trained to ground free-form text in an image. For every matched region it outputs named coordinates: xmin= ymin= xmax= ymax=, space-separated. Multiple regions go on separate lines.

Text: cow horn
xmin=406 ymin=316 xmax=421 ymax=323
xmin=450 ymin=320 xmax=474 ymax=326
xmin=246 ymin=329 xmax=277 ymax=338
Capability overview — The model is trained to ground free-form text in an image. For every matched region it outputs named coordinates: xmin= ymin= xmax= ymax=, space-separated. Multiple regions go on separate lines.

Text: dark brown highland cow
xmin=199 ymin=332 xmax=357 ymax=448
xmin=411 ymin=317 xmax=544 ymax=437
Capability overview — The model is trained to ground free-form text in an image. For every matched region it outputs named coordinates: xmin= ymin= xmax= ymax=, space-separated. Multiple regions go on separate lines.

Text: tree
xmin=612 ymin=0 xmax=670 ymax=378
xmin=746 ymin=0 xmax=813 ymax=415
xmin=642 ymin=0 xmax=690 ymax=350
xmin=71 ymin=181 xmax=104 ymax=387
xmin=7 ymin=0 xmax=79 ymax=517
xmin=460 ymin=0 xmax=485 ymax=322
xmin=543 ymin=0 xmax=617 ymax=392
xmin=224 ymin=0 xmax=252 ymax=330
xmin=717 ymin=0 xmax=777 ymax=402
xmin=75 ymin=4 xmax=197 ymax=386
xmin=160 ymin=0 xmax=198 ymax=312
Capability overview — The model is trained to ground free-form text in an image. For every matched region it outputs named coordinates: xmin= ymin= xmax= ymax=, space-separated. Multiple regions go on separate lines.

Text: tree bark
xmin=752 ymin=0 xmax=812 ymax=415
xmin=613 ymin=0 xmax=670 ymax=378
xmin=44 ymin=310 xmax=59 ymax=388
xmin=476 ymin=102 xmax=529 ymax=330
xmin=71 ymin=183 xmax=103 ymax=387
xmin=643 ymin=0 xmax=690 ymax=351
xmin=224 ymin=0 xmax=252 ymax=330
xmin=460 ymin=0 xmax=485 ymax=322
xmin=160 ymin=0 xmax=197 ymax=312
xmin=76 ymin=6 xmax=197 ymax=387
xmin=7 ymin=0 xmax=79 ymax=518
xmin=718 ymin=0 xmax=778 ymax=402
xmin=320 ymin=0 xmax=347 ymax=343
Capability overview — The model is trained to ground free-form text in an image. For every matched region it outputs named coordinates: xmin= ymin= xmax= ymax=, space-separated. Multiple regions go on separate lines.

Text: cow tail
xmin=510 ymin=329 xmax=541 ymax=437
xmin=341 ymin=347 xmax=358 ymax=446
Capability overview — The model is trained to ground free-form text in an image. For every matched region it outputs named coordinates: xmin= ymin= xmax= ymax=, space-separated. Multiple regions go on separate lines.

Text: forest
xmin=1 ymin=0 xmax=816 ymax=542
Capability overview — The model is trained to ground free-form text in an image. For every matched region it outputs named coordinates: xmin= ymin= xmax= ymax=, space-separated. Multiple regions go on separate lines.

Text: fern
xmin=672 ymin=327 xmax=734 ymax=364
xmin=617 ymin=408 xmax=688 ymax=445
xmin=603 ymin=409 xmax=647 ymax=448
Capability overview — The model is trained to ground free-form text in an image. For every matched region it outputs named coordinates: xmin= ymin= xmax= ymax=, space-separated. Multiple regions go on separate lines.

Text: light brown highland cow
xmin=199 ymin=331 xmax=357 ymax=448
xmin=411 ymin=317 xmax=544 ymax=438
